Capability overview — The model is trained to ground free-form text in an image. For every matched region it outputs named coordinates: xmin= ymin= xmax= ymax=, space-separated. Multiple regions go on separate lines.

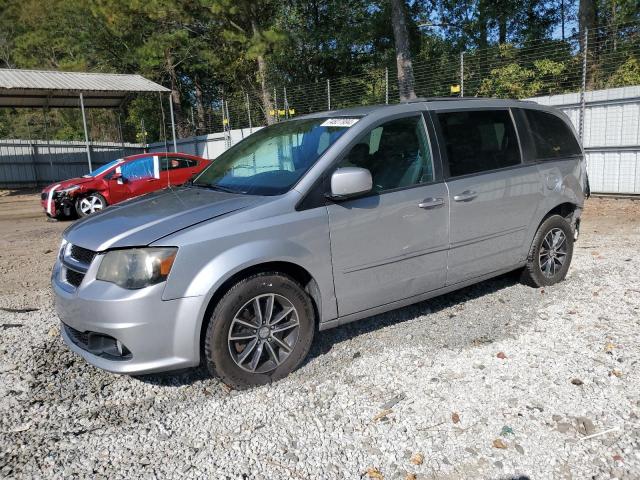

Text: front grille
xmin=65 ymin=269 xmax=85 ymax=287
xmin=70 ymin=245 xmax=97 ymax=265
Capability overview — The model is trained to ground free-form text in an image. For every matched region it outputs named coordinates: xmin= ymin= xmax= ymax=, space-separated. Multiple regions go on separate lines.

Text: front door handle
xmin=453 ymin=190 xmax=477 ymax=202
xmin=418 ymin=197 xmax=445 ymax=209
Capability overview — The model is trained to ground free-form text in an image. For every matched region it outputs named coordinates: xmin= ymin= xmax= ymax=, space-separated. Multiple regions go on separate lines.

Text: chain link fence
xmin=196 ymin=20 xmax=638 ymax=145
xmin=1 ymin=21 xmax=637 ymax=146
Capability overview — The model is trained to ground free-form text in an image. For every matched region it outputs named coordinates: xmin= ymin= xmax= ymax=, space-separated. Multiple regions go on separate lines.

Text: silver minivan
xmin=53 ymin=99 xmax=588 ymax=387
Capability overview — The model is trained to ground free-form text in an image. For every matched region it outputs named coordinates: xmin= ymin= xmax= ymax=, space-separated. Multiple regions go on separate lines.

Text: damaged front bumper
xmin=41 ymin=188 xmax=75 ymax=218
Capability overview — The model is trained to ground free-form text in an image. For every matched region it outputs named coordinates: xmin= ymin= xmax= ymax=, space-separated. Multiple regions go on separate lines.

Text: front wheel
xmin=521 ymin=214 xmax=574 ymax=287
xmin=204 ymin=273 xmax=315 ymax=388
xmin=75 ymin=193 xmax=107 ymax=217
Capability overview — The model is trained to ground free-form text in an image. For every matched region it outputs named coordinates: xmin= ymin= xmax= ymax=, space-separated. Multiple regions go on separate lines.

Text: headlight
xmin=96 ymin=247 xmax=178 ymax=289
xmin=59 ymin=185 xmax=79 ymax=194
xmin=59 ymin=238 xmax=68 ymax=260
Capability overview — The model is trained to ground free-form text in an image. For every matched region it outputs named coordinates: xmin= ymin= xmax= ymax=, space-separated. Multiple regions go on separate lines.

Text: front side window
xmin=84 ymin=158 xmax=123 ymax=178
xmin=438 ymin=110 xmax=521 ymax=177
xmin=337 ymin=116 xmax=434 ymax=193
xmin=524 ymin=109 xmax=582 ymax=160
xmin=119 ymin=157 xmax=156 ymax=181
xmin=194 ymin=118 xmax=355 ymax=195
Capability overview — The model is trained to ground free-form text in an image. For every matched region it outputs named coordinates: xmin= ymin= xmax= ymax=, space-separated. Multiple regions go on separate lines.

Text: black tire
xmin=75 ymin=193 xmax=107 ymax=217
xmin=204 ymin=272 xmax=315 ymax=388
xmin=521 ymin=214 xmax=574 ymax=287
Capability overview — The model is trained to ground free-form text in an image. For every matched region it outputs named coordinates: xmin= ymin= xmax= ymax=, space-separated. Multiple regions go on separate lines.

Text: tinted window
xmin=119 ymin=157 xmax=155 ymax=181
xmin=525 ymin=110 xmax=581 ymax=160
xmin=438 ymin=110 xmax=521 ymax=177
xmin=338 ymin=116 xmax=434 ymax=193
xmin=193 ymin=118 xmax=354 ymax=195
xmin=161 ymin=157 xmax=197 ymax=171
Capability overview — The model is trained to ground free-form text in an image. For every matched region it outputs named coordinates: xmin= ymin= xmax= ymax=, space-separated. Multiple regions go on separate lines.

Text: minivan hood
xmin=64 ymin=187 xmax=259 ymax=251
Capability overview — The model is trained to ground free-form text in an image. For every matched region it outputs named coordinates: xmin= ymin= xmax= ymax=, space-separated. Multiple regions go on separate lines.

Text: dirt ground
xmin=1 ymin=190 xmax=640 ymax=479
xmin=0 ymin=190 xmax=637 ymax=307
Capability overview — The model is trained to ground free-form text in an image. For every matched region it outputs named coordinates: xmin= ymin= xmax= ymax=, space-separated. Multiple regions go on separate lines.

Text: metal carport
xmin=0 ymin=69 xmax=173 ymax=172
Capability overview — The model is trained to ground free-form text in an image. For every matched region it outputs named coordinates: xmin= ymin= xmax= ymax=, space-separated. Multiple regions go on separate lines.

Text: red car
xmin=41 ymin=152 xmax=211 ymax=218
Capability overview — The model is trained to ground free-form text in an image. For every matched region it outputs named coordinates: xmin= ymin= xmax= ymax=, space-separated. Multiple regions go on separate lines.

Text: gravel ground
xmin=1 ymin=192 xmax=639 ymax=480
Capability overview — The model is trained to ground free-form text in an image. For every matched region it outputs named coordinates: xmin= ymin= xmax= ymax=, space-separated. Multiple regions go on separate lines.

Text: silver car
xmin=53 ymin=99 xmax=588 ymax=387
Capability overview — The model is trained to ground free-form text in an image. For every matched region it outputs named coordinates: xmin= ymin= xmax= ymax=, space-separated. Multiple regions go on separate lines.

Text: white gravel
xmin=1 ymin=196 xmax=639 ymax=479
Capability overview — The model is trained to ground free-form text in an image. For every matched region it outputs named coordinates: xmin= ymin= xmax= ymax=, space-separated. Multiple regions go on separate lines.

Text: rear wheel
xmin=75 ymin=193 xmax=107 ymax=217
xmin=521 ymin=214 xmax=574 ymax=287
xmin=204 ymin=272 xmax=315 ymax=388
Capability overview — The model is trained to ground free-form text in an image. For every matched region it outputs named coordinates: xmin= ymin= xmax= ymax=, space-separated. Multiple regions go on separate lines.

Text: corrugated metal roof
xmin=0 ymin=69 xmax=169 ymax=92
xmin=0 ymin=68 xmax=169 ymax=108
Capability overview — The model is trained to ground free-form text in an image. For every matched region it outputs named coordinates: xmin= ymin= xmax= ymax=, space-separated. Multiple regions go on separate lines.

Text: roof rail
xmin=400 ymin=96 xmax=492 ymax=104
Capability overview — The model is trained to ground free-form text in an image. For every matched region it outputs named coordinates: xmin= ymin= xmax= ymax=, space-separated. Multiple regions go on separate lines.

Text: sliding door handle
xmin=418 ymin=197 xmax=445 ymax=209
xmin=453 ymin=190 xmax=477 ymax=202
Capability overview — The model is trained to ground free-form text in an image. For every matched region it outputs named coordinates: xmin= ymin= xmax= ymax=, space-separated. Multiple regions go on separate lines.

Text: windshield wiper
xmin=192 ymin=183 xmax=240 ymax=194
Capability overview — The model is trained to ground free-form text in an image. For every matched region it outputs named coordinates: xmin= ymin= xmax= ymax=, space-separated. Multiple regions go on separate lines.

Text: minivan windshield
xmin=83 ymin=158 xmax=123 ymax=178
xmin=193 ymin=118 xmax=357 ymax=195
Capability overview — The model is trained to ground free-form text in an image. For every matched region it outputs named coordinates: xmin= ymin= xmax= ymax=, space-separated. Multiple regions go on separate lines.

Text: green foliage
xmin=606 ymin=58 xmax=640 ymax=88
xmin=0 ymin=0 xmax=638 ymax=142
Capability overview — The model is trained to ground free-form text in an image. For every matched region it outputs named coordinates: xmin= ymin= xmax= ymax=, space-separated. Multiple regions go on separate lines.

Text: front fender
xmin=179 ymin=239 xmax=320 ymax=299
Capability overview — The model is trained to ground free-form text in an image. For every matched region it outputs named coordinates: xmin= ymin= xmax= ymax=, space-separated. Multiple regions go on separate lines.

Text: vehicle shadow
xmin=137 ymin=271 xmax=523 ymax=388
xmin=305 ymin=271 xmax=522 ymax=364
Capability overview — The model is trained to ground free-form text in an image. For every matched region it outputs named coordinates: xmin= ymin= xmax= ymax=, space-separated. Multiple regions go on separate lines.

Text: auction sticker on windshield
xmin=321 ymin=118 xmax=359 ymax=127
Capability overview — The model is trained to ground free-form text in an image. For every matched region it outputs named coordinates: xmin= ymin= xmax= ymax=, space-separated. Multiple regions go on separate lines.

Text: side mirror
xmin=328 ymin=167 xmax=372 ymax=200
xmin=111 ymin=172 xmax=124 ymax=182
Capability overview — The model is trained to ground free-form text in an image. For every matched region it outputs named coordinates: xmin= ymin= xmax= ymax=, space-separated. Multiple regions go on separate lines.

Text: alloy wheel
xmin=79 ymin=195 xmax=105 ymax=215
xmin=227 ymin=294 xmax=300 ymax=374
xmin=539 ymin=227 xmax=567 ymax=278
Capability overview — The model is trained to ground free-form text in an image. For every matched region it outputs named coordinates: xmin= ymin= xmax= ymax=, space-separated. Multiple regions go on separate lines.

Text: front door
xmin=327 ymin=115 xmax=449 ymax=317
xmin=435 ymin=109 xmax=541 ymax=285
xmin=108 ymin=156 xmax=160 ymax=203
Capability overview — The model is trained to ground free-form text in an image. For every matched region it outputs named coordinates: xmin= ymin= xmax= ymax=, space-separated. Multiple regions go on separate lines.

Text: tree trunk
xmin=164 ymin=50 xmax=188 ymax=138
xmin=498 ymin=16 xmax=507 ymax=44
xmin=478 ymin=0 xmax=489 ymax=49
xmin=578 ymin=0 xmax=596 ymax=52
xmin=390 ymin=0 xmax=416 ymax=101
xmin=560 ymin=0 xmax=565 ymax=40
xmin=194 ymin=76 xmax=206 ymax=134
xmin=252 ymin=19 xmax=275 ymax=125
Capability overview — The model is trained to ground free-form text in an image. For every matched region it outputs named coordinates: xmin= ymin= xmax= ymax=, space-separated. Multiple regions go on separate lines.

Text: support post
xmin=79 ymin=93 xmax=93 ymax=172
xmin=327 ymin=79 xmax=331 ymax=110
xmin=273 ymin=87 xmax=278 ymax=122
xmin=460 ymin=52 xmax=465 ymax=97
xmin=168 ymin=94 xmax=178 ymax=152
xmin=284 ymin=86 xmax=289 ymax=120
xmin=579 ymin=28 xmax=588 ymax=141
xmin=385 ymin=68 xmax=389 ymax=104
xmin=246 ymin=92 xmax=253 ymax=133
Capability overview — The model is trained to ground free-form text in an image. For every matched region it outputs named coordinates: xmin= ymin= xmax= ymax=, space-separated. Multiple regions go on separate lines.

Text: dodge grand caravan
xmin=53 ymin=98 xmax=588 ymax=387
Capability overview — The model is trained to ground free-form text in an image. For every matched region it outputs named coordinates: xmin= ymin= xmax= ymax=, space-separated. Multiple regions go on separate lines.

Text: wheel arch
xmin=198 ymin=261 xmax=322 ymax=359
xmin=524 ymin=201 xmax=579 ymax=261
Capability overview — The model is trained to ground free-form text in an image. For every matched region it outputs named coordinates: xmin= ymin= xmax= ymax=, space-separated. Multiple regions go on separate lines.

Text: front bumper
xmin=52 ymin=259 xmax=205 ymax=375
xmin=41 ymin=191 xmax=74 ymax=218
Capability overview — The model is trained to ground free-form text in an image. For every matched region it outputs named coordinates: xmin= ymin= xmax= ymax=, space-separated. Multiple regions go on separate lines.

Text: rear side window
xmin=438 ymin=110 xmax=521 ymax=177
xmin=161 ymin=157 xmax=197 ymax=171
xmin=524 ymin=110 xmax=582 ymax=160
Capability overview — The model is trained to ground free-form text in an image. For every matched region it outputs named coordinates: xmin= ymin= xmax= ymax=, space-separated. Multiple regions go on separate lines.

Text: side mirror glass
xmin=329 ymin=167 xmax=372 ymax=199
